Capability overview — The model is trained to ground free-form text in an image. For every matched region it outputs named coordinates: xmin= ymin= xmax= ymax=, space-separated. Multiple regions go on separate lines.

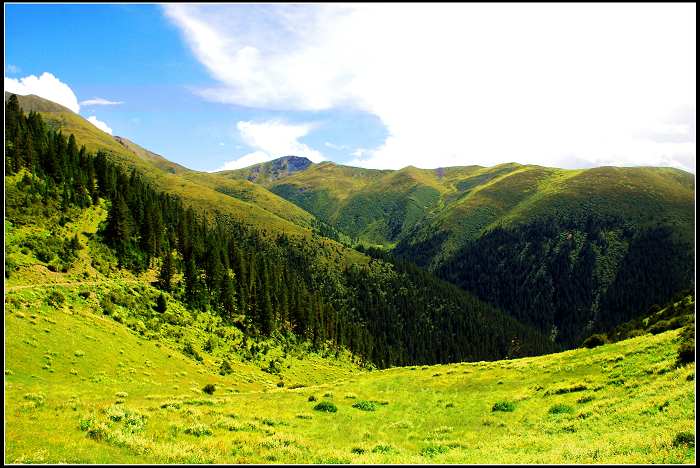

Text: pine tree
xmin=158 ymin=248 xmax=174 ymax=292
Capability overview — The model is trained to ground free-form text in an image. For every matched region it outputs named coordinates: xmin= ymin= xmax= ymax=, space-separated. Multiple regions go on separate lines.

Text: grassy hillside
xmin=5 ymin=92 xmax=368 ymax=268
xmin=5 ymin=280 xmax=695 ymax=463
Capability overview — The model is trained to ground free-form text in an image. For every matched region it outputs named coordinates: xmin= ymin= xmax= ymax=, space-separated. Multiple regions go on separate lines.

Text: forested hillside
xmin=4 ymin=93 xmax=554 ymax=368
xmin=226 ymin=152 xmax=694 ymax=348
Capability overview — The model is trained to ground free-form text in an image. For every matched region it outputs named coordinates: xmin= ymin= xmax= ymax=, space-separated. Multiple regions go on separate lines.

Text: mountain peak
xmin=218 ymin=155 xmax=314 ymax=184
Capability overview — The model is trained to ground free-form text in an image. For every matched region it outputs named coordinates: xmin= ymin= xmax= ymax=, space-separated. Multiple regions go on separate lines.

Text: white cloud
xmin=87 ymin=116 xmax=113 ymax=135
xmin=5 ymin=64 xmax=20 ymax=74
xmin=165 ymin=4 xmax=696 ymax=172
xmin=80 ymin=97 xmax=124 ymax=106
xmin=4 ymin=72 xmax=80 ymax=113
xmin=214 ymin=120 xmax=324 ymax=171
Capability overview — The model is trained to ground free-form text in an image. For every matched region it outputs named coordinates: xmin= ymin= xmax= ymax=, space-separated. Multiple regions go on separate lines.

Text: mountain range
xmin=6 ymin=91 xmax=695 ymax=348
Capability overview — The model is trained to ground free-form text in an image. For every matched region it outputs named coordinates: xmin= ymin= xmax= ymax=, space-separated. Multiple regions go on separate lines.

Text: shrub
xmin=313 ymin=401 xmax=338 ymax=413
xmin=672 ymin=431 xmax=695 ymax=447
xmin=308 ymin=395 xmax=317 ymax=402
xmin=183 ymin=341 xmax=203 ymax=362
xmin=46 ymin=291 xmax=65 ymax=307
xmin=219 ymin=359 xmax=233 ymax=376
xmin=549 ymin=404 xmax=574 ymax=414
xmin=352 ymin=400 xmax=377 ymax=411
xmin=155 ymin=293 xmax=167 ymax=313
xmin=677 ymin=325 xmax=695 ymax=366
xmin=372 ymin=445 xmax=394 ymax=454
xmin=582 ymin=334 xmax=607 ymax=348
xmin=202 ymin=384 xmax=216 ymax=395
xmin=24 ymin=392 xmax=46 ymax=407
xmin=420 ymin=445 xmax=450 ymax=457
xmin=351 ymin=447 xmax=366 ymax=455
xmin=184 ymin=423 xmax=213 ymax=437
xmin=492 ymin=401 xmax=515 ymax=412
xmin=276 ymin=381 xmax=285 ymax=388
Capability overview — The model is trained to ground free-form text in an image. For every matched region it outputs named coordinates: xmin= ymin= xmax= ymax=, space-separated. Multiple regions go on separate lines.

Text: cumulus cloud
xmin=80 ymin=97 xmax=124 ymax=106
xmin=165 ymin=4 xmax=696 ymax=172
xmin=87 ymin=116 xmax=113 ymax=135
xmin=215 ymin=120 xmax=324 ymax=171
xmin=4 ymin=72 xmax=80 ymax=113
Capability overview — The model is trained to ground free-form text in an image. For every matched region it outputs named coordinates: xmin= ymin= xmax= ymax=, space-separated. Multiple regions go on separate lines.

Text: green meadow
xmin=4 ymin=280 xmax=695 ymax=463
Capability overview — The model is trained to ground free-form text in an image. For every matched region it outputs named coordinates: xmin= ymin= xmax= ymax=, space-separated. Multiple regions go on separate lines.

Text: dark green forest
xmin=4 ymin=94 xmax=555 ymax=368
xmin=430 ymin=217 xmax=694 ymax=346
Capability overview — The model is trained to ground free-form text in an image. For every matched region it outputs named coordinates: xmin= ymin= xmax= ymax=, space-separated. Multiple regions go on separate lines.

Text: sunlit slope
xmin=6 ymin=92 xmax=367 ymax=266
xmin=398 ymin=164 xmax=695 ymax=267
xmin=237 ymin=158 xmax=694 ymax=257
xmin=4 ymin=288 xmax=694 ymax=463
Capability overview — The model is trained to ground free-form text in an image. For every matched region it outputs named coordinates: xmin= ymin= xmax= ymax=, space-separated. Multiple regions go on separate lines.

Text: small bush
xmin=492 ymin=401 xmax=515 ymax=412
xmin=352 ymin=400 xmax=377 ymax=411
xmin=24 ymin=392 xmax=46 ymax=407
xmin=351 ymin=447 xmax=366 ymax=455
xmin=582 ymin=334 xmax=607 ymax=348
xmin=184 ymin=423 xmax=213 ymax=437
xmin=372 ymin=444 xmax=394 ymax=454
xmin=219 ymin=359 xmax=233 ymax=376
xmin=313 ymin=401 xmax=338 ymax=413
xmin=46 ymin=291 xmax=65 ymax=307
xmin=420 ymin=445 xmax=450 ymax=457
xmin=549 ymin=404 xmax=574 ymax=414
xmin=308 ymin=395 xmax=317 ymax=402
xmin=276 ymin=381 xmax=285 ymax=388
xmin=672 ymin=431 xmax=695 ymax=447
xmin=202 ymin=384 xmax=216 ymax=395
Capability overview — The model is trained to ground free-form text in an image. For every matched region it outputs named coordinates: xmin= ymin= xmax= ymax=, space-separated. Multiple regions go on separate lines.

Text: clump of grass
xmin=420 ymin=445 xmax=450 ymax=457
xmin=672 ymin=431 xmax=694 ymax=447
xmin=74 ymin=350 xmax=85 ymax=357
xmin=46 ymin=290 xmax=65 ymax=307
xmin=288 ymin=383 xmax=306 ymax=389
xmin=115 ymin=391 xmax=128 ymax=399
xmin=23 ymin=392 xmax=46 ymax=407
xmin=202 ymin=384 xmax=216 ymax=395
xmin=313 ymin=401 xmax=338 ymax=413
xmin=308 ymin=395 xmax=317 ymax=402
xmin=549 ymin=404 xmax=574 ymax=414
xmin=577 ymin=395 xmax=595 ymax=404
xmin=344 ymin=392 xmax=358 ymax=399
xmin=492 ymin=401 xmax=515 ymax=412
xmin=352 ymin=400 xmax=377 ymax=411
xmin=296 ymin=414 xmax=313 ymax=420
xmin=184 ymin=423 xmax=213 ymax=437
xmin=323 ymin=392 xmax=333 ymax=398
xmin=372 ymin=444 xmax=394 ymax=454
xmin=445 ymin=402 xmax=455 ymax=408
xmin=351 ymin=447 xmax=366 ymax=455
xmin=276 ymin=381 xmax=285 ymax=388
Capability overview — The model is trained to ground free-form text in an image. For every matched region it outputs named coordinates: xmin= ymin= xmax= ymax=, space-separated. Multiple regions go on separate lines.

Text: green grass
xmin=5 ymin=278 xmax=695 ymax=464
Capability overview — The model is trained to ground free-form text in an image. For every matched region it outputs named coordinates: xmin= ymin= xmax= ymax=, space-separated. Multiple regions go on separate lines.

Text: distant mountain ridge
xmin=219 ymin=155 xmax=314 ymax=184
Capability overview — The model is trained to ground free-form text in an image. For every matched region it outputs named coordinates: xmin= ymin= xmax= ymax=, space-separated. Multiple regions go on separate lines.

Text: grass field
xmin=4 ymin=279 xmax=695 ymax=463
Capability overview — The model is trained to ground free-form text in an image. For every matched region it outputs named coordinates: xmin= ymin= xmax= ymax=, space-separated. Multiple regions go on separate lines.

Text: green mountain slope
xmin=5 ymin=93 xmax=555 ymax=370
xmin=223 ymin=155 xmax=694 ymax=347
xmin=4 ymin=92 xmax=328 ymax=244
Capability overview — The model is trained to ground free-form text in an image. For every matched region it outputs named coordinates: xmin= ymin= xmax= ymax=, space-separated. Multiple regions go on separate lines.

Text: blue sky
xmin=5 ymin=4 xmax=696 ymax=172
